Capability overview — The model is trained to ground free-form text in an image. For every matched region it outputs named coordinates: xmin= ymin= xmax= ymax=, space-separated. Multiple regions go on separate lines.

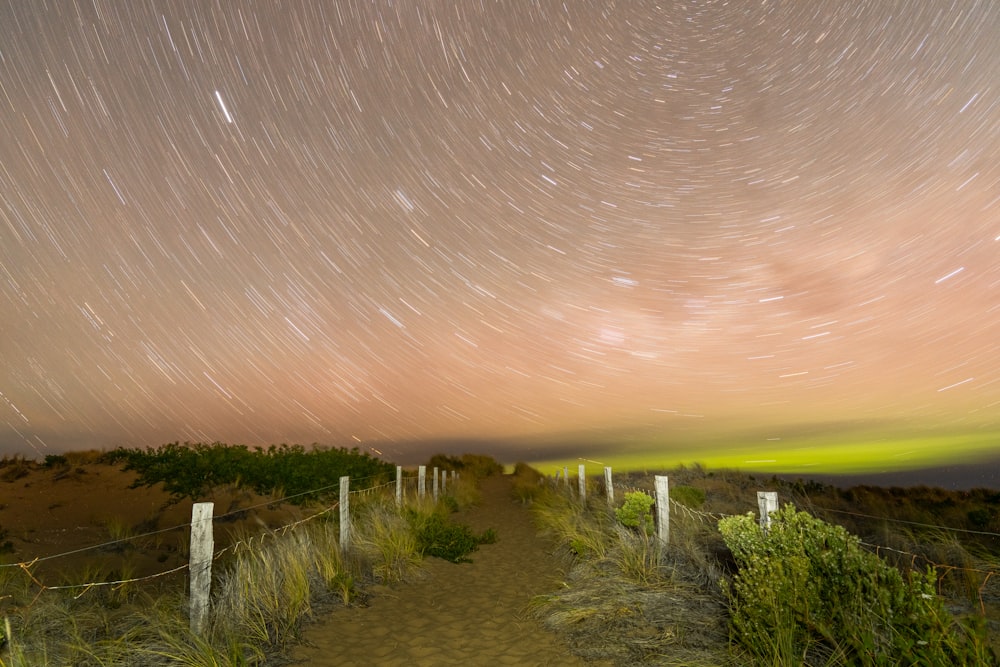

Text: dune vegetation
xmin=516 ymin=462 xmax=1000 ymax=665
xmin=2 ymin=447 xmax=999 ymax=665
xmin=0 ymin=446 xmax=495 ymax=666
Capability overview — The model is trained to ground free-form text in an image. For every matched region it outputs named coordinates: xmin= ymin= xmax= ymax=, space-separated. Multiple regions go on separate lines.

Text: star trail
xmin=1 ymin=1 xmax=998 ymax=466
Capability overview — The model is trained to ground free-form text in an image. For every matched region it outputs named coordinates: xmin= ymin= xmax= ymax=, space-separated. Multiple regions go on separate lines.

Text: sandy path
xmin=289 ymin=475 xmax=589 ymax=666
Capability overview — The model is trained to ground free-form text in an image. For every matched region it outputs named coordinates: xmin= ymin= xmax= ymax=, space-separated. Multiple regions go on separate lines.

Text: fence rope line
xmin=233 ymin=487 xmax=395 ymax=546
xmin=43 ymin=563 xmax=192 ymax=597
xmin=588 ymin=472 xmax=1000 ymax=613
xmin=0 ymin=475 xmax=397 ymax=570
xmin=12 ymin=497 xmax=351 ymax=601
xmin=210 ymin=474 xmax=392 ymax=520
xmin=661 ymin=493 xmax=1000 ymax=603
xmin=667 ymin=498 xmax=734 ymax=524
xmin=4 ymin=477 xmax=426 ymax=600
xmin=857 ymin=539 xmax=1000 ymax=615
xmin=0 ymin=519 xmax=194 ymax=567
xmin=808 ymin=505 xmax=1000 ymax=538
xmin=608 ymin=475 xmax=999 ymax=544
xmin=214 ymin=501 xmax=342 ymax=561
xmin=1 ymin=477 xmax=405 ymax=599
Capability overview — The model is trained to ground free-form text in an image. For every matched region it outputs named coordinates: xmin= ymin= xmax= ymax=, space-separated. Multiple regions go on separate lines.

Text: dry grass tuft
xmin=527 ymin=479 xmax=733 ymax=665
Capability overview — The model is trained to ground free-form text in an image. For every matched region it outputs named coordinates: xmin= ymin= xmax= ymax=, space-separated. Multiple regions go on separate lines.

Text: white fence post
xmin=757 ymin=491 xmax=778 ymax=533
xmin=396 ymin=466 xmax=403 ymax=507
xmin=189 ymin=502 xmax=214 ymax=635
xmin=441 ymin=468 xmax=447 ymax=494
xmin=604 ymin=466 xmax=614 ymax=505
xmin=563 ymin=467 xmax=569 ymax=488
xmin=433 ymin=466 xmax=439 ymax=501
xmin=340 ymin=476 xmax=351 ymax=551
xmin=654 ymin=476 xmax=670 ymax=547
xmin=418 ymin=465 xmax=426 ymax=499
xmin=577 ymin=464 xmax=586 ymax=502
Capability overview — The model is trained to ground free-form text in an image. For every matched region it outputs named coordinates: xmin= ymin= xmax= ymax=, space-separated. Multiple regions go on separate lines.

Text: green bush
xmin=405 ymin=509 xmax=495 ymax=563
xmin=106 ymin=442 xmax=394 ymax=503
xmin=718 ymin=505 xmax=996 ymax=666
xmin=615 ymin=491 xmax=655 ymax=535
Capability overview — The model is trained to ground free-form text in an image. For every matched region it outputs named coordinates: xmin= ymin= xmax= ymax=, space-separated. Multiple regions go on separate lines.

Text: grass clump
xmin=719 ymin=504 xmax=997 ymax=666
xmin=354 ymin=497 xmax=421 ymax=585
xmin=528 ymin=474 xmax=731 ymax=665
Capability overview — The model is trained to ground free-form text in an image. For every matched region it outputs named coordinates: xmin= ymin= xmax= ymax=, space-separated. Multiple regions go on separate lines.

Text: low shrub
xmin=405 ymin=509 xmax=495 ymax=563
xmin=719 ymin=504 xmax=996 ymax=666
xmin=615 ymin=490 xmax=655 ymax=535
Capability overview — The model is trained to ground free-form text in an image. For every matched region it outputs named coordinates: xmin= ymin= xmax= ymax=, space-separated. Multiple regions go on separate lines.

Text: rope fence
xmin=553 ymin=463 xmax=1000 ymax=614
xmin=7 ymin=461 xmax=995 ymax=619
xmin=1 ymin=464 xmax=455 ymax=621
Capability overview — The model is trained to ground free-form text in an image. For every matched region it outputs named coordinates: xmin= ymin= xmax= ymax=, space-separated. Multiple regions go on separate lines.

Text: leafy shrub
xmin=405 ymin=509 xmax=495 ymax=563
xmin=718 ymin=505 xmax=995 ymax=666
xmin=615 ymin=491 xmax=655 ymax=535
xmin=107 ymin=442 xmax=394 ymax=503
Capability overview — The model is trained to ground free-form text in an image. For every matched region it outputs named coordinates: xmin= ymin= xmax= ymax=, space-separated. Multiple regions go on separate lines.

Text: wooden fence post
xmin=654 ymin=476 xmax=670 ymax=547
xmin=339 ymin=476 xmax=351 ymax=551
xmin=441 ymin=468 xmax=447 ymax=493
xmin=757 ymin=491 xmax=778 ymax=533
xmin=578 ymin=464 xmax=586 ymax=502
xmin=604 ymin=466 xmax=614 ymax=505
xmin=418 ymin=465 xmax=426 ymax=499
xmin=433 ymin=466 xmax=439 ymax=501
xmin=189 ymin=502 xmax=214 ymax=635
xmin=395 ymin=466 xmax=403 ymax=507
xmin=563 ymin=467 xmax=569 ymax=488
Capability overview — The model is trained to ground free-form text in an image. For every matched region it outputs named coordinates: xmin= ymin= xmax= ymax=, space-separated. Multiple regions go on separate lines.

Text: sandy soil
xmin=290 ymin=475 xmax=601 ymax=666
xmin=0 ymin=459 xmax=308 ymax=587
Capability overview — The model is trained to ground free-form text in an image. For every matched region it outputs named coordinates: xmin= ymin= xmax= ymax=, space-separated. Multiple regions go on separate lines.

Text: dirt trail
xmin=290 ymin=475 xmax=590 ymax=666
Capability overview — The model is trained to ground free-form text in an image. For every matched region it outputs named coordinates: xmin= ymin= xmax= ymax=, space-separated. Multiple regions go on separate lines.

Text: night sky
xmin=2 ymin=1 xmax=998 ymax=463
